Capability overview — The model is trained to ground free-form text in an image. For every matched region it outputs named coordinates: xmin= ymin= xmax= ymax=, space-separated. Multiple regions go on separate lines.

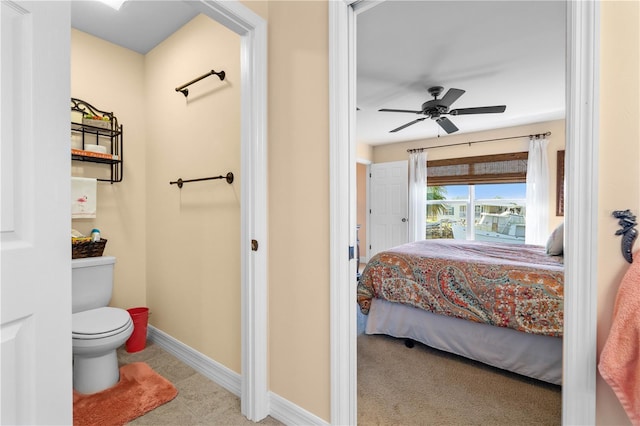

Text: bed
xmin=357 ymin=238 xmax=564 ymax=385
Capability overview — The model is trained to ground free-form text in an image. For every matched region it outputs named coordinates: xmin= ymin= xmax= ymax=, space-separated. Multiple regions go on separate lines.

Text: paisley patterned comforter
xmin=357 ymin=239 xmax=564 ymax=337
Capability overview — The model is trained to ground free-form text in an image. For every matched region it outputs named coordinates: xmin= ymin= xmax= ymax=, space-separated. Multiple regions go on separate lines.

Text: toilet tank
xmin=71 ymin=256 xmax=116 ymax=313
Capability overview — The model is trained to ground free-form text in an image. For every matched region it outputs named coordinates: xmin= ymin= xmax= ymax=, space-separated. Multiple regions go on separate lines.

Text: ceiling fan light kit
xmin=379 ymin=86 xmax=507 ymax=134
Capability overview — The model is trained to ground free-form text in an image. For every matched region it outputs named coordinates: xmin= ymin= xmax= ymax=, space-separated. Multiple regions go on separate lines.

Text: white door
xmin=369 ymin=160 xmax=408 ymax=256
xmin=1 ymin=2 xmax=72 ymax=424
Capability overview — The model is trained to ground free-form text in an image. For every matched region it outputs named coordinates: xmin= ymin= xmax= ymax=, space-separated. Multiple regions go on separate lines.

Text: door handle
xmin=402 ymin=218 xmax=407 ymax=222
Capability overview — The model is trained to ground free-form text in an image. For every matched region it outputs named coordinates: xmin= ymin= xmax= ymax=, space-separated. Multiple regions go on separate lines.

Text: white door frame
xmin=328 ymin=1 xmax=600 ymax=425
xmin=181 ymin=1 xmax=268 ymax=421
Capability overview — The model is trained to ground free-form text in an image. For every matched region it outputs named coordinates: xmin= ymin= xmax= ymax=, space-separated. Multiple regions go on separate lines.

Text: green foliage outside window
xmin=427 ymin=186 xmax=448 ymax=221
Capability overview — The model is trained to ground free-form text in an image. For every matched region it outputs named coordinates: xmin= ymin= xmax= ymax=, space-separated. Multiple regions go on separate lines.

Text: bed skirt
xmin=365 ymin=298 xmax=562 ymax=385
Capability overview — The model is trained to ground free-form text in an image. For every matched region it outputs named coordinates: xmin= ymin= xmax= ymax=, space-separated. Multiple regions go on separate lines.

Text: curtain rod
xmin=406 ymin=131 xmax=551 ymax=153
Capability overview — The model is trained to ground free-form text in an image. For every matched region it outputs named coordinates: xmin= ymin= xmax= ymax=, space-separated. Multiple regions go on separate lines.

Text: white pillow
xmin=546 ymin=222 xmax=564 ymax=255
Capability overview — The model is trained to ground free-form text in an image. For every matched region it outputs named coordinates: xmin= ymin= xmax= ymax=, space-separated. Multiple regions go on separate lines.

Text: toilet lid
xmin=72 ymin=307 xmax=132 ymax=339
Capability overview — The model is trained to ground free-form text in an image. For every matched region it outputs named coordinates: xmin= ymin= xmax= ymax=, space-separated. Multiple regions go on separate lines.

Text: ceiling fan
xmin=379 ymin=86 xmax=506 ymax=134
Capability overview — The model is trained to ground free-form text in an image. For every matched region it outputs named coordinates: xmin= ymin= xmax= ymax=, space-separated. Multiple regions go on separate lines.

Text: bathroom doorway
xmin=69 ymin=1 xmax=268 ymax=421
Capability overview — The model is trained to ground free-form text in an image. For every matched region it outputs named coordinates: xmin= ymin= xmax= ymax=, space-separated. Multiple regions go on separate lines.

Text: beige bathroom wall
xmin=596 ymin=1 xmax=640 ymax=424
xmin=70 ymin=29 xmax=147 ymax=309
xmin=372 ymin=119 xmax=566 ymax=231
xmin=144 ymin=15 xmax=242 ymax=373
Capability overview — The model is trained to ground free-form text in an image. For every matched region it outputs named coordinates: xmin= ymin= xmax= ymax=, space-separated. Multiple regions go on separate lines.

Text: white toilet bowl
xmin=72 ymin=306 xmax=133 ymax=394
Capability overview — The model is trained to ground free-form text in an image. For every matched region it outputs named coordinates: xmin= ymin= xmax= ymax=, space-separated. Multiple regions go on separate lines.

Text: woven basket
xmin=82 ymin=118 xmax=111 ymax=130
xmin=72 ymin=239 xmax=107 ymax=259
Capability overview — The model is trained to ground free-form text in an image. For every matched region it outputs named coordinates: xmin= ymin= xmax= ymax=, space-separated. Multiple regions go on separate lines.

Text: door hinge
xmin=349 ymin=246 xmax=355 ymax=260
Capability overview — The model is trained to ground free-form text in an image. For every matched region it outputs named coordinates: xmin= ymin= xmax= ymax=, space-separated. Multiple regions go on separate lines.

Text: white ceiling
xmin=71 ymin=0 xmax=566 ymax=147
xmin=70 ymin=0 xmax=199 ymax=55
xmin=356 ymin=1 xmax=566 ymax=145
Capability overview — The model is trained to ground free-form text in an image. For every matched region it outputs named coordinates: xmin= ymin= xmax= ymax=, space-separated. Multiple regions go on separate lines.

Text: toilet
xmin=72 ymin=256 xmax=133 ymax=394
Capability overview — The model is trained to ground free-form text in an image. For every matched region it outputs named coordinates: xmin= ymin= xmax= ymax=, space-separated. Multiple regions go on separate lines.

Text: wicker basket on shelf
xmin=82 ymin=117 xmax=112 ymax=130
xmin=72 ymin=239 xmax=107 ymax=259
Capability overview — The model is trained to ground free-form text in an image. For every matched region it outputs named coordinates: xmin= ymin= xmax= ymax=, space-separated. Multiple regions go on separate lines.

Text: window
xmin=425 ymin=153 xmax=528 ymax=244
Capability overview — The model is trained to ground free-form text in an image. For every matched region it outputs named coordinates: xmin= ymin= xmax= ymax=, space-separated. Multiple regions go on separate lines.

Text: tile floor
xmin=117 ymin=342 xmax=282 ymax=425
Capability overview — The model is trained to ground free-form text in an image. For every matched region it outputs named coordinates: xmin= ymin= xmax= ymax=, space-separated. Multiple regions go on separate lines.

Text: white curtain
xmin=525 ymin=137 xmax=550 ymax=245
xmin=409 ymin=151 xmax=427 ymax=242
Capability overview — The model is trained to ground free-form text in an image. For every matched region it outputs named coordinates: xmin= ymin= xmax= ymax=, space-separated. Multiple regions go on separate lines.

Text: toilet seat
xmin=72 ymin=307 xmax=132 ymax=340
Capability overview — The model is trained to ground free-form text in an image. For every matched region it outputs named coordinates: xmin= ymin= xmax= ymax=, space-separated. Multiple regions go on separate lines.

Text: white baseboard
xmin=147 ymin=325 xmax=241 ymax=396
xmin=147 ymin=326 xmax=328 ymax=426
xmin=269 ymin=392 xmax=329 ymax=426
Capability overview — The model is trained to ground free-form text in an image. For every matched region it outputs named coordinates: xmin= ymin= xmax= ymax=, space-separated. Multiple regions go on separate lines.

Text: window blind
xmin=427 ymin=152 xmax=528 ymax=185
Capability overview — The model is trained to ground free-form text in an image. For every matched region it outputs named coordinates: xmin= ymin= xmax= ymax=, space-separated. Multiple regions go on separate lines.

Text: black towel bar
xmin=170 ymin=172 xmax=234 ymax=188
xmin=175 ymin=70 xmax=225 ymax=97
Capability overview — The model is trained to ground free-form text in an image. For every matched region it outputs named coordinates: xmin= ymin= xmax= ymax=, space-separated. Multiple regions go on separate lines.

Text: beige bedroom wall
xmin=372 ymin=119 xmax=566 ymax=231
xmin=356 ymin=142 xmax=373 ymax=162
xmin=357 ymin=163 xmax=368 ymax=262
xmin=144 ymin=14 xmax=242 ymax=373
xmin=596 ymin=1 xmax=640 ymax=424
xmin=70 ymin=29 xmax=147 ymax=310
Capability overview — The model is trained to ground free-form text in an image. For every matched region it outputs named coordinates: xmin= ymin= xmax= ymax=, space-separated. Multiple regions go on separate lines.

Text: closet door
xmin=369 ymin=160 xmax=409 ymax=256
xmin=1 ymin=2 xmax=71 ymax=424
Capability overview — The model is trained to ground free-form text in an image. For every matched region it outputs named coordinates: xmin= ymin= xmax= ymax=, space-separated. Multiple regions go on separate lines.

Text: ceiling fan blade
xmin=449 ymin=105 xmax=506 ymax=115
xmin=439 ymin=88 xmax=465 ymax=108
xmin=436 ymin=117 xmax=459 ymax=134
xmin=389 ymin=118 xmax=427 ymax=133
xmin=379 ymin=108 xmax=423 ymax=114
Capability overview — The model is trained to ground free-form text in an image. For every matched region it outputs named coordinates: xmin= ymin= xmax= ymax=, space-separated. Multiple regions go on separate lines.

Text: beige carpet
xmin=358 ymin=334 xmax=561 ymax=426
